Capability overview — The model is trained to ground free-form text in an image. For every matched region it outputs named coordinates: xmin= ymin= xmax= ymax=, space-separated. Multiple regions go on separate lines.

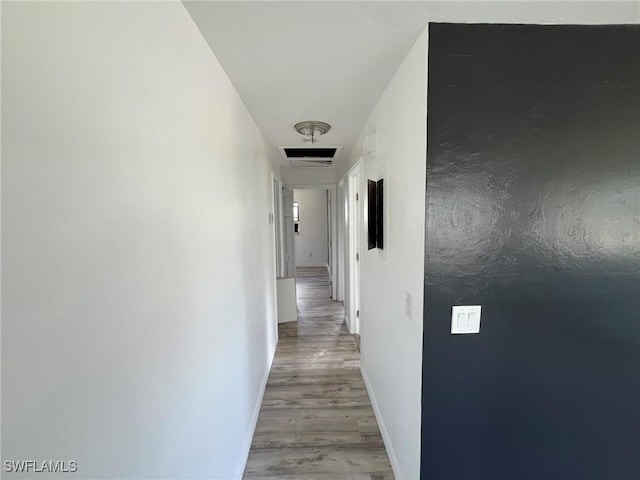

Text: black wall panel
xmin=422 ymin=24 xmax=640 ymax=480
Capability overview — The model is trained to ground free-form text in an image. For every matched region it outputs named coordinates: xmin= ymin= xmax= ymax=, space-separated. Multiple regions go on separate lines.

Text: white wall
xmin=1 ymin=2 xmax=279 ymax=478
xmin=293 ymin=189 xmax=328 ymax=268
xmin=340 ymin=27 xmax=428 ymax=480
xmin=282 ymin=167 xmax=339 ymax=186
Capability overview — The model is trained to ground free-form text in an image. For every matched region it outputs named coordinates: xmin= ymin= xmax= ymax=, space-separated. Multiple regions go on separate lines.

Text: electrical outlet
xmin=405 ymin=292 xmax=413 ymax=320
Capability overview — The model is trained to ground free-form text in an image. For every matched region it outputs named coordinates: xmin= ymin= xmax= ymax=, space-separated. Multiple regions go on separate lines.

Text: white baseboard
xmin=235 ymin=346 xmax=276 ymax=479
xmin=361 ymin=365 xmax=403 ymax=480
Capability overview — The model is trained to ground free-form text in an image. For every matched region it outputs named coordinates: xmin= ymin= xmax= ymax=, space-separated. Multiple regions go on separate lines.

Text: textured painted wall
xmin=422 ymin=24 xmax=639 ymax=480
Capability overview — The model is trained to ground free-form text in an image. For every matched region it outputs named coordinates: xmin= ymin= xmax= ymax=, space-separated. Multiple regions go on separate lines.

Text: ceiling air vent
xmin=279 ymin=146 xmax=342 ymax=167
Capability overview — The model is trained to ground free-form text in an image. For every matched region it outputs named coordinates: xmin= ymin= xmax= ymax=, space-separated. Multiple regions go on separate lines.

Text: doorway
xmin=287 ymin=185 xmax=338 ymax=300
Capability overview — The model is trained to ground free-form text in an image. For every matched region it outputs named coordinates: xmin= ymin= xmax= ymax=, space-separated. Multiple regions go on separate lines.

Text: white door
xmin=282 ymin=188 xmax=295 ymax=278
xmin=326 ymin=189 xmax=333 ymax=297
xmin=348 ymin=166 xmax=361 ymax=334
xmin=273 ymin=178 xmax=283 ymax=277
xmin=336 ymin=180 xmax=346 ymax=302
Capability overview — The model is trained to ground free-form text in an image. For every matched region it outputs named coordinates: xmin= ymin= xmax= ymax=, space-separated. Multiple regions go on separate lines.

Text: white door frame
xmin=286 ymin=183 xmax=338 ymax=300
xmin=282 ymin=188 xmax=296 ymax=278
xmin=336 ymin=179 xmax=346 ymax=302
xmin=271 ymin=172 xmax=284 ymax=278
xmin=270 ymin=171 xmax=284 ymax=339
xmin=346 ymin=162 xmax=362 ymax=335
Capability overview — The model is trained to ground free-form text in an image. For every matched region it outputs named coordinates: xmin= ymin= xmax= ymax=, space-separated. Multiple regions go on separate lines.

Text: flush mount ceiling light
xmin=294 ymin=121 xmax=331 ymax=144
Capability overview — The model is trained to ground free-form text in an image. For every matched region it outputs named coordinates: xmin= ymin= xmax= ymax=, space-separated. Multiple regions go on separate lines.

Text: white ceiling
xmin=183 ymin=1 xmax=639 ymax=168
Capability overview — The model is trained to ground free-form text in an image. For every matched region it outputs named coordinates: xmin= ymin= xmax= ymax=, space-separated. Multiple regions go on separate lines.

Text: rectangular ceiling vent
xmin=279 ymin=146 xmax=342 ymax=167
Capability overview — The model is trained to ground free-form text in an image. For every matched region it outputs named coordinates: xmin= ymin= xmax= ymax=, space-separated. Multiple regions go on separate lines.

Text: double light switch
xmin=451 ymin=305 xmax=481 ymax=334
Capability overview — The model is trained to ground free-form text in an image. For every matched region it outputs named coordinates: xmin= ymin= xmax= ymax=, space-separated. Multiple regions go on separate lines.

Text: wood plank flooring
xmin=244 ymin=267 xmax=394 ymax=480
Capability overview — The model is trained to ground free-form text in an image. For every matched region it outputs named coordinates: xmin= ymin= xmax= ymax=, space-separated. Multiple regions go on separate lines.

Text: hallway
xmin=244 ymin=267 xmax=394 ymax=479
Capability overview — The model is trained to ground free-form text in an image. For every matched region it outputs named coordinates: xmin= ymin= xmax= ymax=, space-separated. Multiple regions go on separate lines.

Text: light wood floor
xmin=243 ymin=266 xmax=394 ymax=480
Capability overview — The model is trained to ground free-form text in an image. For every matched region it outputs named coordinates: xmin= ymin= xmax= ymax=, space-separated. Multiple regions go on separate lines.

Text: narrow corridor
xmin=243 ymin=267 xmax=394 ymax=479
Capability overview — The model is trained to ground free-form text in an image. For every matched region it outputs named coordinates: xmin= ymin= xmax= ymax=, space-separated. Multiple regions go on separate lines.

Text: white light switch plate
xmin=451 ymin=305 xmax=481 ymax=334
xmin=405 ymin=292 xmax=413 ymax=320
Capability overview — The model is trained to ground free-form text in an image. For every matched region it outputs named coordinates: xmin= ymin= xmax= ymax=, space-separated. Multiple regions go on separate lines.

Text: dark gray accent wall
xmin=422 ymin=24 xmax=639 ymax=480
